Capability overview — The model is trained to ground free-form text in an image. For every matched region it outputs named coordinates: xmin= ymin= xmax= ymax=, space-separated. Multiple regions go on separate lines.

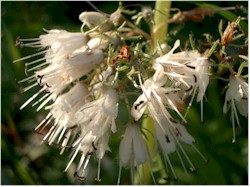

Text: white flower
xmin=64 ymin=88 xmax=119 ymax=181
xmin=118 ymin=123 xmax=150 ymax=184
xmin=131 ymin=76 xmax=185 ymax=123
xmin=223 ymin=74 xmax=248 ymax=143
xmin=155 ymin=40 xmax=210 ymax=121
xmin=33 ymin=82 xmax=88 ymax=152
xmin=131 ymin=73 xmax=207 ymax=179
xmin=155 ymin=40 xmax=209 ymax=101
xmin=40 ymin=29 xmax=88 ymax=58
xmin=119 ymin=123 xmax=149 ymax=167
xmin=19 ymin=48 xmax=104 ymax=110
xmin=79 ymin=11 xmax=115 ymax=32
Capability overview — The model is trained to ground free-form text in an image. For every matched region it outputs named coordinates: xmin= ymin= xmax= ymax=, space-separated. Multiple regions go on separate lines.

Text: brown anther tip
xmin=95 ymin=178 xmax=102 ymax=182
xmin=190 ymin=167 xmax=198 ymax=173
xmin=163 ymin=177 xmax=170 ymax=181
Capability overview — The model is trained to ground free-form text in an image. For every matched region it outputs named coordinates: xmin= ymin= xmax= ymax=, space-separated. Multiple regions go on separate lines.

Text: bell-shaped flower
xmin=119 ymin=123 xmax=149 ymax=167
xmin=223 ymin=74 xmax=248 ymax=142
xmin=64 ymin=88 xmax=119 ymax=181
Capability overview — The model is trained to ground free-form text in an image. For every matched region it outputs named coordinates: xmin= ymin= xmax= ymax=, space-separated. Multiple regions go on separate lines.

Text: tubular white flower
xmin=119 ymin=123 xmax=149 ymax=167
xmin=223 ymin=74 xmax=248 ymax=142
xmin=34 ymin=83 xmax=88 ymax=147
xmin=64 ymin=88 xmax=119 ymax=180
xmin=40 ymin=29 xmax=88 ymax=58
xmin=35 ymin=48 xmax=104 ymax=99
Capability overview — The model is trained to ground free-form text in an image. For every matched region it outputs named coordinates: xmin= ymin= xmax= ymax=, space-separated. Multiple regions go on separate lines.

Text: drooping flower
xmin=118 ymin=123 xmax=151 ymax=184
xmin=34 ymin=82 xmax=88 ymax=152
xmin=131 ymin=71 xmax=207 ymax=180
xmin=64 ymin=88 xmax=119 ymax=181
xmin=223 ymin=74 xmax=248 ymax=143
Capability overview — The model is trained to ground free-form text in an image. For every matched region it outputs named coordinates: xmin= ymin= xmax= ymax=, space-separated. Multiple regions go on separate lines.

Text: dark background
xmin=1 ymin=1 xmax=248 ymax=185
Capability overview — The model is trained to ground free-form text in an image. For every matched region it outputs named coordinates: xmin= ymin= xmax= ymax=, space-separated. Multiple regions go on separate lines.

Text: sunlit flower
xmin=223 ymin=74 xmax=248 ymax=143
xmin=34 ymin=82 xmax=88 ymax=152
xmin=64 ymin=88 xmax=119 ymax=181
xmin=131 ymin=72 xmax=207 ymax=180
xmin=155 ymin=40 xmax=210 ymax=120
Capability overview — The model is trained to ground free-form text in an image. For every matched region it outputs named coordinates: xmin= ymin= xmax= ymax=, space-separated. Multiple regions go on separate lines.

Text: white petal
xmin=103 ymin=89 xmax=119 ymax=117
xmin=176 ymin=125 xmax=194 ymax=144
xmin=131 ymin=94 xmax=148 ymax=121
xmin=79 ymin=11 xmax=115 ymax=32
xmin=132 ymin=125 xmax=148 ymax=164
xmin=119 ymin=128 xmax=133 ymax=167
xmin=155 ymin=124 xmax=176 ymax=154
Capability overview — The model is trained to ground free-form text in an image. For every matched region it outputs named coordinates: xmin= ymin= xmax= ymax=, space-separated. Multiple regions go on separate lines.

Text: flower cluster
xmin=14 ymin=4 xmax=248 ymax=185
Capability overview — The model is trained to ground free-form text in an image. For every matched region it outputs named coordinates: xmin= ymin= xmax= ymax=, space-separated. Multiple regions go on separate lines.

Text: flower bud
xmin=79 ymin=11 xmax=115 ymax=32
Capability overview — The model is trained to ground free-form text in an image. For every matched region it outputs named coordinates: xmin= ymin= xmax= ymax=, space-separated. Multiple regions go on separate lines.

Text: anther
xmin=74 ymin=172 xmax=85 ymax=181
xmin=193 ymin=74 xmax=197 ymax=83
xmin=32 ymin=128 xmax=44 ymax=135
xmin=186 ymin=64 xmax=195 ymax=69
xmin=185 ymin=85 xmax=193 ymax=92
xmin=92 ymin=142 xmax=97 ymax=151
xmin=165 ymin=135 xmax=170 ymax=143
xmin=169 ymin=117 xmax=178 ymax=124
xmin=95 ymin=178 xmax=102 ymax=182
xmin=16 ymin=36 xmax=23 ymax=47
xmin=134 ymin=100 xmax=144 ymax=110
xmin=175 ymin=127 xmax=182 ymax=136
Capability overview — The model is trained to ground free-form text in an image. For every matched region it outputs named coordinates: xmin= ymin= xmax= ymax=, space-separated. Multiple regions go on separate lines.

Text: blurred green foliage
xmin=1 ymin=1 xmax=248 ymax=185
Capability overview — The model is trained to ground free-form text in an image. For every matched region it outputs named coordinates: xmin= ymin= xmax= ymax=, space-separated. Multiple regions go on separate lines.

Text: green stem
xmin=137 ymin=1 xmax=172 ymax=184
xmin=152 ymin=1 xmax=172 ymax=49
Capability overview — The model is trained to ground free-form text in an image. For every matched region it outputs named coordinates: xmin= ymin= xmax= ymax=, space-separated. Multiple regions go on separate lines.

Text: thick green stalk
xmin=152 ymin=1 xmax=172 ymax=48
xmin=137 ymin=1 xmax=172 ymax=184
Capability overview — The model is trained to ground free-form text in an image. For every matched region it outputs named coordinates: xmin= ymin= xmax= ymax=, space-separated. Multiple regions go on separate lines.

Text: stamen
xmin=22 ymin=82 xmax=39 ymax=93
xmin=19 ymin=38 xmax=40 ymax=41
xmin=36 ymin=94 xmax=53 ymax=111
xmin=13 ymin=50 xmax=47 ymax=63
xmin=35 ymin=113 xmax=52 ymax=130
xmin=147 ymin=162 xmax=156 ymax=185
xmin=95 ymin=159 xmax=102 ymax=182
xmin=176 ymin=148 xmax=188 ymax=175
xmin=42 ymin=124 xmax=56 ymax=143
xmin=60 ymin=130 xmax=72 ymax=155
xmin=117 ymin=163 xmax=122 ymax=185
xmin=17 ymin=74 xmax=36 ymax=84
xmin=57 ymin=126 xmax=67 ymax=144
xmin=231 ymin=101 xmax=236 ymax=143
xmin=48 ymin=125 xmax=63 ymax=145
xmin=191 ymin=144 xmax=208 ymax=163
xmin=76 ymin=153 xmax=86 ymax=171
xmin=169 ymin=127 xmax=196 ymax=171
xmin=32 ymin=93 xmax=50 ymax=108
xmin=25 ymin=56 xmax=47 ymax=66
xmin=20 ymin=87 xmax=47 ymax=109
xmin=64 ymin=144 xmax=81 ymax=172
xmin=38 ymin=117 xmax=53 ymax=133
xmin=164 ymin=153 xmax=177 ymax=180
xmin=27 ymin=61 xmax=50 ymax=72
